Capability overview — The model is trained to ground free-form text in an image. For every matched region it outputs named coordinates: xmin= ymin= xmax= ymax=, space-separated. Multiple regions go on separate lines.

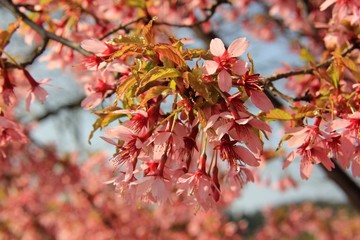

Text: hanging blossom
xmin=23 ymin=70 xmax=48 ymax=112
xmin=203 ymin=38 xmax=249 ymax=92
xmin=1 ymin=68 xmax=17 ymax=106
xmin=284 ymin=118 xmax=335 ymax=180
xmin=328 ymin=112 xmax=360 ymax=177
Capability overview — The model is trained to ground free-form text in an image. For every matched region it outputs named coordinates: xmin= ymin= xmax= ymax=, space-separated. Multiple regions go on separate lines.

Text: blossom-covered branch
xmin=0 ymin=0 xmax=91 ymax=56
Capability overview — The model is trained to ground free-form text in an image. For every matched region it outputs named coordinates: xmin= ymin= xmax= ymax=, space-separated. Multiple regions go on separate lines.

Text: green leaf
xmin=197 ymin=108 xmax=207 ymax=128
xmin=124 ymin=0 xmax=146 ymax=8
xmin=328 ymin=62 xmax=340 ymax=89
xmin=136 ymin=67 xmax=181 ymax=95
xmin=115 ymin=75 xmax=136 ymax=103
xmin=88 ymin=107 xmax=126 ymax=143
xmin=186 ymin=69 xmax=218 ymax=105
xmin=141 ymin=18 xmax=156 ymax=44
xmin=154 ymin=44 xmax=187 ymax=67
xmin=140 ymin=86 xmax=169 ymax=106
xmin=110 ymin=44 xmax=144 ymax=60
xmin=300 ymin=48 xmax=316 ymax=63
xmin=266 ymin=108 xmax=293 ymax=121
xmin=247 ymin=53 xmax=255 ymax=74
xmin=0 ymin=18 xmax=21 ymax=50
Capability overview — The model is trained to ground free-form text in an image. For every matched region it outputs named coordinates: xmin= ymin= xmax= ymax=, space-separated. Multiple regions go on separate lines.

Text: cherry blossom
xmin=203 ymin=38 xmax=249 ymax=92
xmin=23 ymin=70 xmax=48 ymax=111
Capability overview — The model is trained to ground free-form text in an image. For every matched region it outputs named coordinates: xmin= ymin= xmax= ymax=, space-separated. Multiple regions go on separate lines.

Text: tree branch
xmin=0 ymin=0 xmax=91 ymax=56
xmin=321 ymin=162 xmax=360 ymax=213
xmin=99 ymin=17 xmax=147 ymax=40
xmin=263 ymin=42 xmax=360 ymax=83
xmin=31 ymin=97 xmax=84 ymax=122
xmin=154 ymin=0 xmax=230 ymax=28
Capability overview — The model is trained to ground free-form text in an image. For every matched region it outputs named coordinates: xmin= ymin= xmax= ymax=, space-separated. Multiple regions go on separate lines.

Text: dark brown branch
xmin=4 ymin=38 xmax=49 ymax=69
xmin=154 ymin=0 xmax=231 ymax=28
xmin=263 ymin=42 xmax=359 ymax=83
xmin=31 ymin=97 xmax=84 ymax=122
xmin=99 ymin=17 xmax=147 ymax=40
xmin=0 ymin=0 xmax=91 ymax=56
xmin=321 ymin=162 xmax=360 ymax=212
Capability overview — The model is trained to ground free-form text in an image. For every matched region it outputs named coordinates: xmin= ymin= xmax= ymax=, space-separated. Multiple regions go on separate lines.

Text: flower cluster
xmin=79 ymin=25 xmax=273 ymax=208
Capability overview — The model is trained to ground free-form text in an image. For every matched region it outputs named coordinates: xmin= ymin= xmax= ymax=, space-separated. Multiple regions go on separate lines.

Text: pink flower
xmin=226 ymin=166 xmax=255 ymax=192
xmin=103 ymin=125 xmax=148 ymax=167
xmin=0 ymin=116 xmax=28 ymax=146
xmin=1 ymin=68 xmax=17 ymax=106
xmin=284 ymin=121 xmax=335 ymax=179
xmin=215 ymin=134 xmax=260 ymax=167
xmin=203 ymin=38 xmax=249 ymax=92
xmin=81 ymin=39 xmax=116 ymax=70
xmin=130 ymin=175 xmax=172 ymax=204
xmin=81 ymin=78 xmax=115 ymax=109
xmin=177 ymin=170 xmax=218 ymax=210
xmin=205 ymin=111 xmax=271 ymax=155
xmin=23 ymin=70 xmax=48 ymax=111
xmin=236 ymin=71 xmax=273 ymax=112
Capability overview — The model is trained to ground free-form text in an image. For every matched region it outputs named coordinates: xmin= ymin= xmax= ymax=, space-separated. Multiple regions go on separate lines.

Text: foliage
xmin=0 ymin=0 xmax=360 ymax=237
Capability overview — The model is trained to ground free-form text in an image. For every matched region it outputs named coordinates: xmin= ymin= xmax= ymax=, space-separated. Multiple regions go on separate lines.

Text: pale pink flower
xmin=320 ymin=0 xmax=337 ymax=11
xmin=23 ymin=70 xmax=48 ymax=111
xmin=81 ymin=78 xmax=115 ymax=109
xmin=236 ymin=71 xmax=273 ymax=112
xmin=226 ymin=166 xmax=255 ymax=192
xmin=215 ymin=134 xmax=260 ymax=167
xmin=130 ymin=175 xmax=172 ymax=204
xmin=203 ymin=38 xmax=249 ymax=92
xmin=177 ymin=170 xmax=218 ymax=210
xmin=284 ymin=122 xmax=335 ymax=179
xmin=205 ymin=111 xmax=271 ymax=155
xmin=1 ymin=68 xmax=17 ymax=106
xmin=81 ymin=39 xmax=116 ymax=70
xmin=103 ymin=125 xmax=147 ymax=167
xmin=0 ymin=116 xmax=28 ymax=146
xmin=273 ymin=175 xmax=298 ymax=192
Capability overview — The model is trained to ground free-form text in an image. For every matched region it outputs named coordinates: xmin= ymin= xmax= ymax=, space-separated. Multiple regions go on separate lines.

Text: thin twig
xmin=0 ymin=0 xmax=91 ymax=56
xmin=263 ymin=42 xmax=359 ymax=83
xmin=154 ymin=0 xmax=230 ymax=28
xmin=99 ymin=17 xmax=147 ymax=40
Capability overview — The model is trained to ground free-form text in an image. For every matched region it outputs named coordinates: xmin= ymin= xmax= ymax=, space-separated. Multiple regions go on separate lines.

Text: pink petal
xmin=232 ymin=60 xmax=248 ymax=75
xmin=327 ymin=119 xmax=351 ymax=131
xmin=235 ymin=117 xmax=252 ymax=125
xmin=313 ymin=147 xmax=334 ymax=171
xmin=203 ymin=60 xmax=219 ymax=75
xmin=81 ymin=39 xmax=108 ymax=53
xmin=218 ymin=70 xmax=232 ymax=92
xmin=229 ymin=126 xmax=262 ymax=155
xmin=320 ymin=0 xmax=336 ymax=11
xmin=250 ymin=90 xmax=273 ymax=113
xmin=249 ymin=118 xmax=272 ymax=133
xmin=104 ymin=125 xmax=134 ymax=141
xmin=81 ymin=92 xmax=103 ymax=109
xmin=152 ymin=177 xmax=171 ymax=204
xmin=352 ymin=156 xmax=360 ymax=177
xmin=214 ymin=122 xmax=232 ymax=140
xmin=25 ymin=92 xmax=35 ymax=112
xmin=286 ymin=129 xmax=309 ymax=148
xmin=154 ymin=132 xmax=171 ymax=145
xmin=210 ymin=38 xmax=226 ymax=57
xmin=300 ymin=160 xmax=313 ymax=180
xmin=204 ymin=113 xmax=221 ymax=131
xmin=234 ymin=146 xmax=260 ymax=167
xmin=283 ymin=151 xmax=296 ymax=169
xmin=100 ymin=136 xmax=118 ymax=146
xmin=228 ymin=38 xmax=249 ymax=57
xmin=339 ymin=136 xmax=354 ymax=169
